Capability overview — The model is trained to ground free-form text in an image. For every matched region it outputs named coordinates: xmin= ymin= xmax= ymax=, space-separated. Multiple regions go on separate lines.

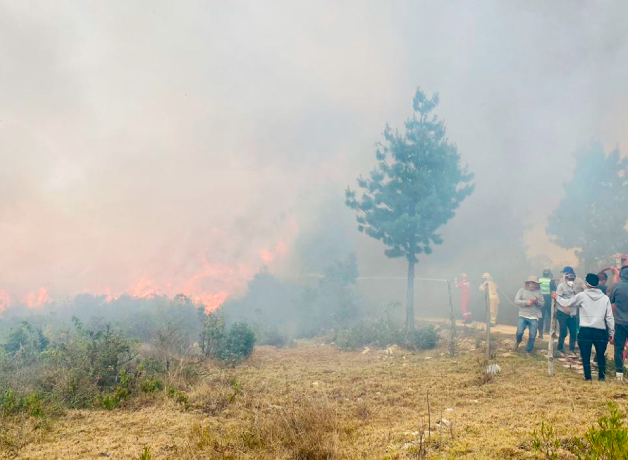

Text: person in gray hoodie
xmin=610 ymin=265 xmax=628 ymax=381
xmin=513 ymin=276 xmax=544 ymax=353
xmin=553 ymin=273 xmax=615 ymax=381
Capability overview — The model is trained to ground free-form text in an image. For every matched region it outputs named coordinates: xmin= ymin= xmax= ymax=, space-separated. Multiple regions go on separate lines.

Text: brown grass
xmin=7 ymin=334 xmax=628 ymax=460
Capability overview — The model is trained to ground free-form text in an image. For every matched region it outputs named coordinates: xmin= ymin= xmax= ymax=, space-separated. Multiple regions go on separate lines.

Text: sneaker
xmin=617 ymin=372 xmax=624 ymax=382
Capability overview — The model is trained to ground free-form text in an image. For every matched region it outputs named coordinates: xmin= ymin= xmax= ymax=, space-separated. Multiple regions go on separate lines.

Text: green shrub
xmin=141 ymin=378 xmax=164 ymax=394
xmin=222 ymin=322 xmax=256 ymax=364
xmin=167 ymin=386 xmax=189 ymax=408
xmin=532 ymin=402 xmax=628 ymax=460
xmin=406 ymin=325 xmax=439 ymax=350
xmin=3 ymin=321 xmax=48 ymax=363
xmin=336 ymin=320 xmax=438 ymax=351
xmin=136 ymin=447 xmax=152 ymax=460
xmin=202 ymin=314 xmax=256 ymax=365
xmin=0 ymin=389 xmax=61 ymax=418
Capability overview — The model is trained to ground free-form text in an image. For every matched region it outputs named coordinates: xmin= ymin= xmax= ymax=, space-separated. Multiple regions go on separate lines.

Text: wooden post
xmin=548 ymin=298 xmax=556 ymax=376
xmin=485 ymin=282 xmax=491 ymax=361
xmin=447 ymin=280 xmax=456 ymax=357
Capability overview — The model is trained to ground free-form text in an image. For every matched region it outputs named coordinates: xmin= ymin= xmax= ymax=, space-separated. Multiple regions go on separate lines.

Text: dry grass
xmin=6 ymin=334 xmax=628 ymax=460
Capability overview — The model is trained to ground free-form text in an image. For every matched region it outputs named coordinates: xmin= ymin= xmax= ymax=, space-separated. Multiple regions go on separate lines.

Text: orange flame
xmin=127 ymin=278 xmax=162 ymax=299
xmin=24 ymin=287 xmax=50 ymax=309
xmin=0 ymin=290 xmax=10 ymax=313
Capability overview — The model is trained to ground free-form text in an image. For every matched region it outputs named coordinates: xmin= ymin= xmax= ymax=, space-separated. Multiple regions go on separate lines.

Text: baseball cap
xmin=561 ymin=266 xmax=575 ymax=275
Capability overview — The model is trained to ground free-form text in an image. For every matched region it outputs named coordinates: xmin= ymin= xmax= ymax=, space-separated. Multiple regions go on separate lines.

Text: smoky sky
xmin=1 ymin=0 xmax=628 ymax=305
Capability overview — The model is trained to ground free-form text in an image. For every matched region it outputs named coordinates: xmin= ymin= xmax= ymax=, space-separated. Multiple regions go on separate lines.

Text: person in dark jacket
xmin=598 ymin=271 xmax=609 ymax=295
xmin=610 ymin=266 xmax=628 ymax=381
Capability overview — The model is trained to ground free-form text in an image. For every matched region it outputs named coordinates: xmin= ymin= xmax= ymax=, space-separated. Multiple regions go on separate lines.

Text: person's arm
xmin=550 ymin=280 xmax=557 ymax=292
xmin=479 ymin=282 xmax=486 ymax=293
xmin=514 ymin=289 xmax=528 ymax=307
xmin=605 ymin=298 xmax=615 ymax=339
xmin=555 ymin=291 xmax=581 ymax=308
xmin=537 ymin=292 xmax=545 ymax=308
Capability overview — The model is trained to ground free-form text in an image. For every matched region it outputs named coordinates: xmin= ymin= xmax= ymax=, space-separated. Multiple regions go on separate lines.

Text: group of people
xmin=513 ymin=266 xmax=628 ymax=381
xmin=457 ymin=265 xmax=628 ymax=382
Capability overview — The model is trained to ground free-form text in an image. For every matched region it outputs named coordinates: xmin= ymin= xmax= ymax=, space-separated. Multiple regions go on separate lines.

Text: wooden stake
xmin=485 ymin=282 xmax=491 ymax=361
xmin=548 ymin=298 xmax=556 ymax=376
xmin=447 ymin=280 xmax=456 ymax=357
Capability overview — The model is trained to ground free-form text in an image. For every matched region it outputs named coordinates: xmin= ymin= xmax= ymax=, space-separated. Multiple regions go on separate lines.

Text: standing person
xmin=553 ymin=273 xmax=614 ymax=381
xmin=560 ymin=266 xmax=586 ymax=293
xmin=610 ymin=265 xmax=628 ymax=381
xmin=479 ymin=273 xmax=500 ymax=326
xmin=513 ymin=276 xmax=544 ymax=354
xmin=456 ymin=273 xmax=472 ymax=324
xmin=538 ymin=269 xmax=557 ymax=339
xmin=597 ymin=271 xmax=609 ymax=295
xmin=555 ymin=272 xmax=579 ymax=356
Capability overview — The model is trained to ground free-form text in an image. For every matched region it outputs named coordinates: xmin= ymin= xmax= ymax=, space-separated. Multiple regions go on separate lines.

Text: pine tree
xmin=547 ymin=141 xmax=628 ymax=271
xmin=346 ymin=89 xmax=474 ymax=331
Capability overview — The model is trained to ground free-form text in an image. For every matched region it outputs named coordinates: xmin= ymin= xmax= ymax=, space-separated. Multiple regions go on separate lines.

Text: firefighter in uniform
xmin=479 ymin=273 xmax=500 ymax=326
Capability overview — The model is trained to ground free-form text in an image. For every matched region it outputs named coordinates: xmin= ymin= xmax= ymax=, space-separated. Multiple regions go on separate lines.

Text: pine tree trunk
xmin=406 ymin=259 xmax=415 ymax=332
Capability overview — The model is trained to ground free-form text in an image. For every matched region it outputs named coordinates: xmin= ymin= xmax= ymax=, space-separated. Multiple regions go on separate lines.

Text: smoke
xmin=2 ymin=1 xmax=628 ymax=317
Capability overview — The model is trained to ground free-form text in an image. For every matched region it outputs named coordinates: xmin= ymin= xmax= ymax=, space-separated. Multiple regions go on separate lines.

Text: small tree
xmin=547 ymin=141 xmax=628 ymax=271
xmin=346 ymin=88 xmax=474 ymax=331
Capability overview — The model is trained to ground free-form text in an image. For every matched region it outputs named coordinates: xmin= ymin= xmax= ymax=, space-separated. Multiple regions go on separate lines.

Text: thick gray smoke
xmin=1 ymin=1 xmax=628 ymax=323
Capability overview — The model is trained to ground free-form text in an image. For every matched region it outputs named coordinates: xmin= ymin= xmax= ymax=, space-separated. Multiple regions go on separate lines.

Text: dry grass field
xmin=5 ymin=329 xmax=628 ymax=460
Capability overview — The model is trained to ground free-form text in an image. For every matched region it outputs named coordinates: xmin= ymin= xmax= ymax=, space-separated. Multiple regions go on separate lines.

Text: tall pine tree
xmin=547 ymin=141 xmax=628 ymax=271
xmin=346 ymin=89 xmax=474 ymax=331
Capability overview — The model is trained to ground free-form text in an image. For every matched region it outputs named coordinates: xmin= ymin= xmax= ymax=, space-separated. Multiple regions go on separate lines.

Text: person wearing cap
xmin=560 ymin=266 xmax=586 ymax=294
xmin=552 ymin=273 xmax=615 ymax=381
xmin=555 ymin=272 xmax=579 ymax=356
xmin=479 ymin=273 xmax=500 ymax=326
xmin=456 ymin=273 xmax=472 ymax=324
xmin=610 ymin=265 xmax=628 ymax=381
xmin=538 ymin=269 xmax=557 ymax=339
xmin=513 ymin=276 xmax=545 ymax=354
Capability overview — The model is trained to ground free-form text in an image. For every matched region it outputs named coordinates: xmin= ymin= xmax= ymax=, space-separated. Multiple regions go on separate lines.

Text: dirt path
xmin=422 ymin=317 xmax=590 ymax=375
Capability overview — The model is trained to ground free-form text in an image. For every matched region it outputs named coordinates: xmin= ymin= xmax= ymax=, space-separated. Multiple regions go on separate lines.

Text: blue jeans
xmin=516 ymin=317 xmax=538 ymax=353
xmin=556 ymin=310 xmax=577 ymax=352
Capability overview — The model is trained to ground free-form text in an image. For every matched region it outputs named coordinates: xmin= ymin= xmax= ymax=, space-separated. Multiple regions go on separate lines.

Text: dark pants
xmin=538 ymin=295 xmax=552 ymax=334
xmin=614 ymin=324 xmax=628 ymax=374
xmin=578 ymin=327 xmax=608 ymax=380
xmin=557 ymin=310 xmax=577 ymax=352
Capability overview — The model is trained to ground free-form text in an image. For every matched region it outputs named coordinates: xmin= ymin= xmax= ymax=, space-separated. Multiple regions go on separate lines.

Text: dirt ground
xmin=7 ymin=331 xmax=628 ymax=460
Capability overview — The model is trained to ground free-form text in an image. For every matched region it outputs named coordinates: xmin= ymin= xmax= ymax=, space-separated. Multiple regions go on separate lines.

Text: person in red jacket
xmin=456 ymin=273 xmax=472 ymax=323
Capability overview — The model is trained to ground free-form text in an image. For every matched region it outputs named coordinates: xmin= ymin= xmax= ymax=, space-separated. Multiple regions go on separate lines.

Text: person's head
xmin=585 ymin=273 xmax=600 ymax=289
xmin=461 ymin=273 xmax=468 ymax=281
xmin=598 ymin=272 xmax=608 ymax=286
xmin=561 ymin=266 xmax=575 ymax=276
xmin=525 ymin=276 xmax=540 ymax=291
xmin=566 ymin=273 xmax=576 ymax=286
xmin=542 ymin=268 xmax=552 ymax=278
xmin=482 ymin=272 xmax=492 ymax=280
